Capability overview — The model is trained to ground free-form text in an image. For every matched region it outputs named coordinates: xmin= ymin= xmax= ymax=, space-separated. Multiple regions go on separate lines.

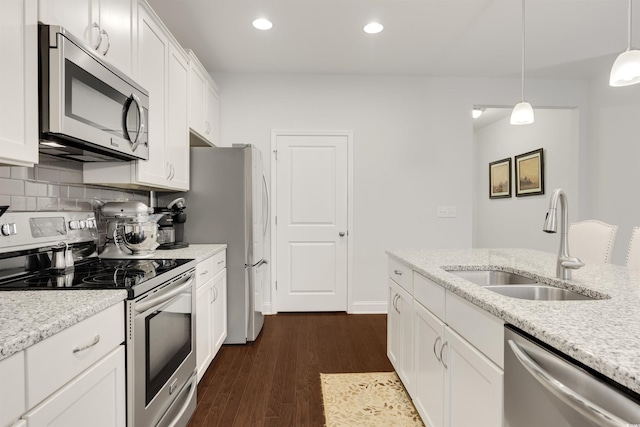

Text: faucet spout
xmin=543 ymin=189 xmax=584 ymax=279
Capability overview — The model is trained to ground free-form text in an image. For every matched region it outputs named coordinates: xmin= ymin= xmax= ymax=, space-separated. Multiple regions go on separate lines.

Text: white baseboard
xmin=262 ymin=302 xmax=274 ymax=315
xmin=349 ymin=301 xmax=388 ymax=314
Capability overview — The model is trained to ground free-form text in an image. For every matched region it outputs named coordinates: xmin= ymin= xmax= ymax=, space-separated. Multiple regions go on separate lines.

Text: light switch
xmin=437 ymin=206 xmax=457 ymax=218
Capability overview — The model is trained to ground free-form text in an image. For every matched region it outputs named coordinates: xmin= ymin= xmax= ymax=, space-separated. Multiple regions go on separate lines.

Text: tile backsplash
xmin=0 ymin=156 xmax=150 ymax=212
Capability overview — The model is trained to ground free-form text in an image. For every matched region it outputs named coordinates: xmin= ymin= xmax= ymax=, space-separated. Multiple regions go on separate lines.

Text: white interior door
xmin=275 ymin=133 xmax=349 ymax=311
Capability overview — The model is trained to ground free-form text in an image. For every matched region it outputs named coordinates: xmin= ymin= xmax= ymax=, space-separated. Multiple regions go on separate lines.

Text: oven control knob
xmin=69 ymin=220 xmax=88 ymax=230
xmin=85 ymin=218 xmax=96 ymax=229
xmin=1 ymin=223 xmax=17 ymax=236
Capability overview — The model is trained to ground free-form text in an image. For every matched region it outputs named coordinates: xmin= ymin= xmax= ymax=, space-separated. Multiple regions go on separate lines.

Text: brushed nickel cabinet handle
xmin=394 ymin=270 xmax=403 ymax=275
xmin=73 ymin=335 xmax=100 ymax=354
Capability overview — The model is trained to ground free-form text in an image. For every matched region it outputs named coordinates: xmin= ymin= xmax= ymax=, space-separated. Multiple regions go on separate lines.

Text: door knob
xmin=339 ymin=231 xmax=346 ymax=237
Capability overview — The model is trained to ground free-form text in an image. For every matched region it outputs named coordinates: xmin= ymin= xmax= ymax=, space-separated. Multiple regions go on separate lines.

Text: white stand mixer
xmin=99 ymin=201 xmax=162 ymax=258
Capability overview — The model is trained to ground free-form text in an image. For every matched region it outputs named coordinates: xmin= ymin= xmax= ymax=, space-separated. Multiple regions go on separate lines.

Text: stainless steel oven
xmin=0 ymin=210 xmax=198 ymax=427
xmin=128 ymin=266 xmax=197 ymax=427
xmin=39 ymin=24 xmax=149 ymax=162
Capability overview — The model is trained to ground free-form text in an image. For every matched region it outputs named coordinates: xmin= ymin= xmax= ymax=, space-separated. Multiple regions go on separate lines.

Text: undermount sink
xmin=485 ymin=285 xmax=595 ymax=301
xmin=445 ymin=269 xmax=596 ymax=301
xmin=446 ymin=269 xmax=538 ymax=286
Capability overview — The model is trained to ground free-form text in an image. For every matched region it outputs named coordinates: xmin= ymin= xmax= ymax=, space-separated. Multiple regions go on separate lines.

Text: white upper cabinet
xmin=187 ymin=50 xmax=223 ymax=147
xmin=83 ymin=1 xmax=189 ymax=191
xmin=0 ymin=0 xmax=38 ymax=167
xmin=38 ymin=0 xmax=135 ymax=77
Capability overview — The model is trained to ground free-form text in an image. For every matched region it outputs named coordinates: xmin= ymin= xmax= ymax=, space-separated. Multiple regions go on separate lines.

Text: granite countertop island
xmin=387 ymin=248 xmax=640 ymax=395
xmin=0 ymin=244 xmax=227 ymax=361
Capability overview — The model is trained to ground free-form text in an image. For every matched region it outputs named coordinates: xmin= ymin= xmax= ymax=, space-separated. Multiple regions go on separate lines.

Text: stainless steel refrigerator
xmin=167 ymin=144 xmax=267 ymax=344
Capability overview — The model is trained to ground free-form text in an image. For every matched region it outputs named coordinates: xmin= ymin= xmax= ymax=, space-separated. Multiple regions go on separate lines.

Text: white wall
xmin=213 ymin=73 xmax=588 ymax=312
xmin=587 ymin=70 xmax=640 ymax=265
xmin=473 ymin=108 xmax=580 ymax=253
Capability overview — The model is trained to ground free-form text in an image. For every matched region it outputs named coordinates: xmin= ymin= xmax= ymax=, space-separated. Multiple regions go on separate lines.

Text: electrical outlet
xmin=437 ymin=206 xmax=457 ymax=218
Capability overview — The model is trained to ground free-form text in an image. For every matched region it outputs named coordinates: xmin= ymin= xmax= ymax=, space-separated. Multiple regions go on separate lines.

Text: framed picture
xmin=515 ymin=148 xmax=544 ymax=197
xmin=489 ymin=157 xmax=512 ymax=199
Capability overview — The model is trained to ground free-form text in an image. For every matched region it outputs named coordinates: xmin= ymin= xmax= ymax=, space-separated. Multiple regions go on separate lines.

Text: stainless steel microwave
xmin=39 ymin=24 xmax=149 ymax=162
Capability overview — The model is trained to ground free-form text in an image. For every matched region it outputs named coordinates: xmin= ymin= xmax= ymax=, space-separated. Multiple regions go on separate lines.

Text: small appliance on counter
xmin=99 ymin=201 xmax=160 ymax=258
xmin=153 ymin=197 xmax=189 ymax=249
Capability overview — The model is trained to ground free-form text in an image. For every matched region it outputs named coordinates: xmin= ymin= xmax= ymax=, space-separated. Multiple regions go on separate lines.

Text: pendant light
xmin=610 ymin=0 xmax=640 ymax=86
xmin=511 ymin=0 xmax=534 ymax=125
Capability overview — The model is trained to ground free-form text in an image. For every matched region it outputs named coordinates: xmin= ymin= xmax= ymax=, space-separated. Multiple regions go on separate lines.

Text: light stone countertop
xmin=386 ymin=248 xmax=640 ymax=395
xmin=152 ymin=244 xmax=226 ymax=263
xmin=0 ymin=290 xmax=127 ymax=361
xmin=0 ymin=243 xmax=226 ymax=361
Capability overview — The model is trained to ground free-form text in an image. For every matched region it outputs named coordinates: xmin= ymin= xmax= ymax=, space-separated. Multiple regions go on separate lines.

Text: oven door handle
xmin=507 ymin=339 xmax=629 ymax=427
xmin=135 ymin=273 xmax=195 ymax=314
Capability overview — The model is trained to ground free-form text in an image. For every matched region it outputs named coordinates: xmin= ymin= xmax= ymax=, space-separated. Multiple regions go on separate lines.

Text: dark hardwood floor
xmin=188 ymin=313 xmax=393 ymax=427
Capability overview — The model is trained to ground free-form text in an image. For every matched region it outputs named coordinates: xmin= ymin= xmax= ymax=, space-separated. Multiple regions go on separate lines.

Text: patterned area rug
xmin=320 ymin=372 xmax=424 ymax=427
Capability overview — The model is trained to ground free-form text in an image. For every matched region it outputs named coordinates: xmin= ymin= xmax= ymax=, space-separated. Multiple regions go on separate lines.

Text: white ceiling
xmin=146 ymin=0 xmax=632 ymax=79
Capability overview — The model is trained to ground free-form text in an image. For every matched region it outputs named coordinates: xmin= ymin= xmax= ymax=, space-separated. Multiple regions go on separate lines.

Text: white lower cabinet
xmin=444 ymin=328 xmax=503 ymax=427
xmin=195 ymin=250 xmax=227 ymax=383
xmin=1 ymin=303 xmax=125 ymax=427
xmin=414 ymin=301 xmax=446 ymax=427
xmin=387 ymin=278 xmax=414 ymax=396
xmin=21 ymin=346 xmax=126 ymax=427
xmin=389 ymin=263 xmax=504 ymax=427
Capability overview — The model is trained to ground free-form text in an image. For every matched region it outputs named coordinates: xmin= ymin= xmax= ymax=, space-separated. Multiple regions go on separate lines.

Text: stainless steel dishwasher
xmin=504 ymin=325 xmax=640 ymax=427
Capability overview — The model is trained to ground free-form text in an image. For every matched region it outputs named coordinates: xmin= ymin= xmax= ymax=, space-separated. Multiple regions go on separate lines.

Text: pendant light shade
xmin=511 ymin=102 xmax=535 ymax=125
xmin=511 ymin=0 xmax=534 ymax=125
xmin=610 ymin=0 xmax=640 ymax=86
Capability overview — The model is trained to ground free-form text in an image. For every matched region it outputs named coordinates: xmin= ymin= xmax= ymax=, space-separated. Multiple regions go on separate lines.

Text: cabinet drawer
xmin=388 ymin=258 xmax=412 ymax=293
xmin=413 ymin=272 xmax=445 ymax=320
xmin=196 ymin=250 xmax=226 ymax=288
xmin=25 ymin=303 xmax=125 ymax=408
xmin=446 ymin=293 xmax=504 ymax=368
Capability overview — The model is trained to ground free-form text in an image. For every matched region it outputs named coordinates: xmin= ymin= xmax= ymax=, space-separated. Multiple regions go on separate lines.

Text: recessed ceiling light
xmin=363 ymin=22 xmax=383 ymax=34
xmin=252 ymin=18 xmax=273 ymax=30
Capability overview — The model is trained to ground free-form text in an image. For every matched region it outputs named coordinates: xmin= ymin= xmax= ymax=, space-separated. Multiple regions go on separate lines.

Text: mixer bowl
xmin=116 ymin=221 xmax=159 ymax=254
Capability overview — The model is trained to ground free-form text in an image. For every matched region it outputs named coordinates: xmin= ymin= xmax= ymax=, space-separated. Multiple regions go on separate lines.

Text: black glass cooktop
xmin=0 ymin=258 xmax=193 ymax=292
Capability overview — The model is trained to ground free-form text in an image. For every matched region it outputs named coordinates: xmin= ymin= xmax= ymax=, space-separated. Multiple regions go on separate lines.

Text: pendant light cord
xmin=628 ymin=0 xmax=633 ymax=50
xmin=521 ymin=0 xmax=526 ymax=102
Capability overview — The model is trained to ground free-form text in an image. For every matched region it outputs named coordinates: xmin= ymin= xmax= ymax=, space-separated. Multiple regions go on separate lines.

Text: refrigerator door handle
xmin=262 ymin=174 xmax=269 ymax=237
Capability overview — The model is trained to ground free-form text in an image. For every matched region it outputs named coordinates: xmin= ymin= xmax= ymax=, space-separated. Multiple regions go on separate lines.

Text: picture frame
xmin=515 ymin=148 xmax=544 ymax=197
xmin=489 ymin=157 xmax=512 ymax=199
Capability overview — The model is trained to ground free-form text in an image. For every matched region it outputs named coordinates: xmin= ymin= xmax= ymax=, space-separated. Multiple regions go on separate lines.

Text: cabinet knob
xmin=339 ymin=231 xmax=345 ymax=237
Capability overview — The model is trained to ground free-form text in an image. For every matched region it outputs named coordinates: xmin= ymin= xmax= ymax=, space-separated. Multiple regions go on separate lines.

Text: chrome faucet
xmin=543 ymin=188 xmax=584 ymax=280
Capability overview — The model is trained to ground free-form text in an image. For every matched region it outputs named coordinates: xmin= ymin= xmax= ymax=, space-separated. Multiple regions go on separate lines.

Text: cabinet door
xmin=444 ymin=328 xmax=503 ymax=427
xmin=38 ymin=0 xmax=95 ymax=46
xmin=397 ymin=285 xmax=414 ymax=396
xmin=165 ymin=42 xmax=189 ymax=190
xmin=195 ymin=280 xmax=214 ymax=383
xmin=212 ymin=268 xmax=227 ymax=356
xmin=22 ymin=346 xmax=126 ymax=427
xmin=414 ymin=302 xmax=446 ymax=427
xmin=136 ymin=4 xmax=168 ymax=187
xmin=188 ymin=58 xmax=206 ymax=138
xmin=0 ymin=0 xmax=38 ymax=167
xmin=96 ymin=0 xmax=133 ymax=76
xmin=387 ymin=280 xmax=400 ymax=369
xmin=205 ymin=82 xmax=219 ymax=146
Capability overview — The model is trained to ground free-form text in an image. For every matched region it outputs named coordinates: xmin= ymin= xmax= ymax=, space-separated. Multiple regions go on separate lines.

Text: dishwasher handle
xmin=507 ymin=339 xmax=629 ymax=427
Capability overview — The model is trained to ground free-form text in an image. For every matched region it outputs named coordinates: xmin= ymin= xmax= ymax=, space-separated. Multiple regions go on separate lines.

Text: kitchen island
xmin=387 ymin=247 xmax=640 ymax=395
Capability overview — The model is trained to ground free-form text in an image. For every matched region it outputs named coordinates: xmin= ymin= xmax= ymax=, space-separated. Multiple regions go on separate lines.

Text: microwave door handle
xmin=122 ymin=93 xmax=145 ymax=152
xmin=507 ymin=340 xmax=628 ymax=427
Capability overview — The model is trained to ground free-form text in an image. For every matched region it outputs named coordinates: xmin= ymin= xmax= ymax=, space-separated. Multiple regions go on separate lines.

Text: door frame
xmin=269 ymin=129 xmax=354 ymax=314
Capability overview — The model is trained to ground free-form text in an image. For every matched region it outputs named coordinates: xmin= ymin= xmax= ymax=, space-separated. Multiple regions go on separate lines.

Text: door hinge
xmin=273 ymin=149 xmax=278 ymax=160
xmin=275 ymin=216 xmax=277 ymax=226
xmin=275 ymin=280 xmax=278 ymax=290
